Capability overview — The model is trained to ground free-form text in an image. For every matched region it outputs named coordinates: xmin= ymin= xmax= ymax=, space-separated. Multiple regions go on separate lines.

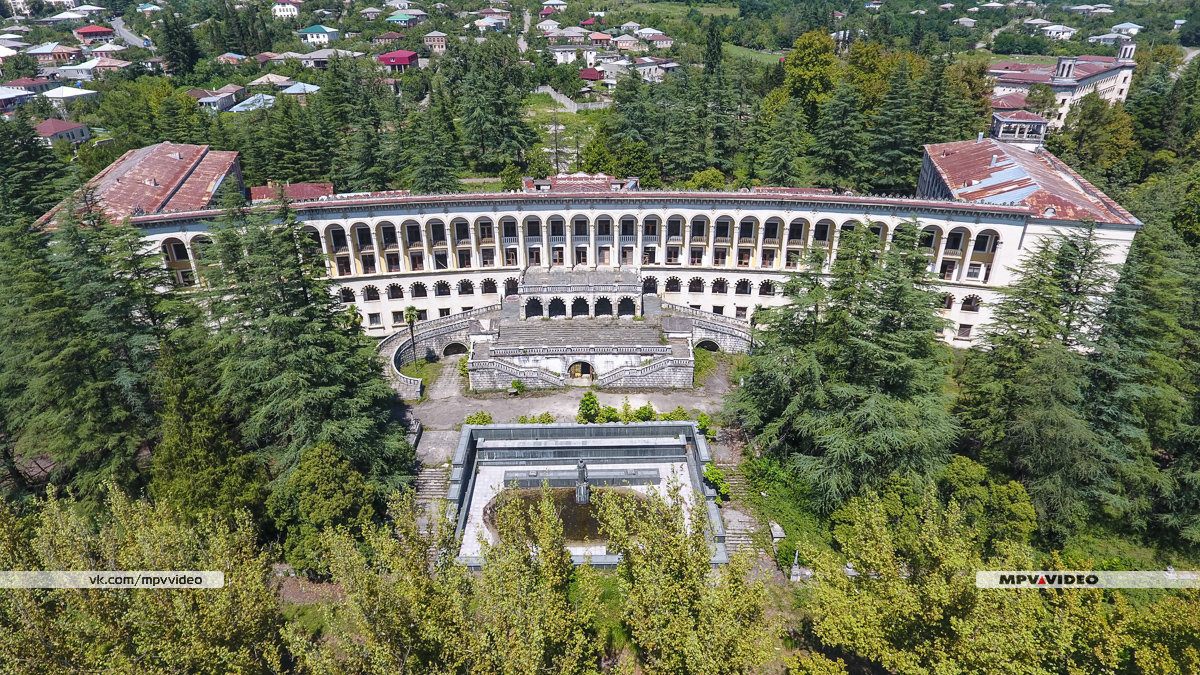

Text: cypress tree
xmin=869 ymin=60 xmax=921 ymax=194
xmin=810 ymin=81 xmax=871 ymax=192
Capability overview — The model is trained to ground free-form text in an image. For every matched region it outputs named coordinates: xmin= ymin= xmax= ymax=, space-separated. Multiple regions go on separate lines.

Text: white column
xmin=588 ymin=216 xmax=597 ymax=269
xmin=516 ymin=218 xmax=527 ymax=269
xmin=419 ymin=222 xmax=432 ymax=273
xmin=542 ymin=218 xmax=551 ymax=269
xmin=956 ymin=234 xmax=976 ymax=282
xmin=468 ymin=220 xmax=480 ymax=269
xmin=705 ymin=216 xmax=716 ymax=267
xmin=754 ymin=219 xmax=765 ymax=269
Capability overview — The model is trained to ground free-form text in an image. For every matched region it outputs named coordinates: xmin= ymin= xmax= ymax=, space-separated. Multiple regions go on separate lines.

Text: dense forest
xmin=5 ymin=0 xmax=1200 ymax=669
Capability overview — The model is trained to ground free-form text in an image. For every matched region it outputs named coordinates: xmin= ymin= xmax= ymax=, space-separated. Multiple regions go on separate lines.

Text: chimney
xmin=1119 ymin=40 xmax=1136 ymax=62
xmin=976 ymin=132 xmax=984 ymax=143
xmin=1054 ymin=56 xmax=1077 ymax=81
xmin=990 ymin=154 xmax=998 ymax=167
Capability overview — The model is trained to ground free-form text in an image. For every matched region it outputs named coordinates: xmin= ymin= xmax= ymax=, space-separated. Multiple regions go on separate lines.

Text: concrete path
xmin=518 ymin=8 xmax=530 ymax=52
xmin=111 ymin=17 xmax=152 ymax=50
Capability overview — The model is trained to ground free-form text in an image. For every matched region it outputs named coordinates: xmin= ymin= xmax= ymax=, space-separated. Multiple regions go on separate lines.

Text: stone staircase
xmin=414 ymin=465 xmax=449 ymax=514
xmin=719 ymin=465 xmax=768 ymax=556
xmin=494 ymin=319 xmax=663 ymax=348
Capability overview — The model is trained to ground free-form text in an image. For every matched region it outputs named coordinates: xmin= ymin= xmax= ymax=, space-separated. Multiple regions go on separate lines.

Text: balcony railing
xmin=943 ymin=248 xmax=963 ymax=258
xmin=382 ymin=241 xmax=400 ymax=251
xmin=432 ymin=239 xmax=448 ymax=248
xmin=479 ymin=237 xmax=495 ymax=245
xmin=714 ymin=236 xmax=731 ymax=245
xmin=357 ymin=243 xmax=374 ymax=252
xmin=549 ymin=235 xmax=566 ymax=244
xmin=620 ymin=235 xmax=636 ymax=243
xmin=691 ymin=235 xmax=707 ymax=244
xmin=763 ymin=238 xmax=779 ymax=247
xmin=786 ymin=238 xmax=803 ymax=246
xmin=455 ymin=237 xmax=471 ymax=246
xmin=738 ymin=236 xmax=754 ymax=245
xmin=332 ymin=244 xmax=349 ymax=253
xmin=502 ymin=236 xmax=518 ymax=245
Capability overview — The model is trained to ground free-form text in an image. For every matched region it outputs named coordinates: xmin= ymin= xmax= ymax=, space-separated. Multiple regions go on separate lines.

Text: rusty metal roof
xmin=923 ymin=138 xmax=1138 ymax=225
xmin=85 ymin=142 xmax=239 ymax=218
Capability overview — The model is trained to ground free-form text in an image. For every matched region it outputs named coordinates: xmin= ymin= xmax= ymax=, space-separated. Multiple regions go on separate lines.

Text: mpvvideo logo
xmin=977 ymin=570 xmax=1200 ymax=589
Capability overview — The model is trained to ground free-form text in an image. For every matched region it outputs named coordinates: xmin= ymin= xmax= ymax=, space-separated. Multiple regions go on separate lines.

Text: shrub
xmin=634 ymin=403 xmax=657 ymax=422
xmin=619 ymin=397 xmax=635 ymax=423
xmin=465 ymin=411 xmax=493 ymax=425
xmin=457 ymin=357 xmax=468 ymax=378
xmin=516 ymin=412 xmax=556 ymax=424
xmin=577 ymin=391 xmax=600 ymax=423
xmin=696 ymin=412 xmax=717 ymax=442
xmin=511 ymin=379 xmax=527 ymax=394
xmin=703 ymin=463 xmax=732 ymax=504
xmin=598 ymin=405 xmax=621 ymax=423
xmin=661 ymin=406 xmax=689 ymax=421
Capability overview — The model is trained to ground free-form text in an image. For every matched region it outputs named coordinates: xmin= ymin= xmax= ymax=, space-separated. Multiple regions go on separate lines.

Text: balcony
xmin=714 ymin=236 xmax=731 ymax=245
xmin=943 ymin=248 xmax=964 ymax=258
xmin=479 ymin=236 xmax=495 ymax=245
xmin=763 ymin=238 xmax=779 ymax=247
xmin=691 ymin=235 xmax=707 ymax=244
xmin=332 ymin=244 xmax=349 ymax=254
xmin=357 ymin=243 xmax=374 ymax=253
xmin=456 ymin=237 xmax=471 ymax=247
xmin=432 ymin=239 xmax=448 ymax=248
xmin=549 ymin=235 xmax=566 ymax=244
xmin=620 ymin=235 xmax=636 ymax=244
xmin=667 ymin=235 xmax=682 ymax=243
xmin=786 ymin=238 xmax=803 ymax=246
xmin=502 ymin=236 xmax=519 ymax=245
xmin=382 ymin=241 xmax=400 ymax=251
xmin=738 ymin=236 xmax=754 ymax=245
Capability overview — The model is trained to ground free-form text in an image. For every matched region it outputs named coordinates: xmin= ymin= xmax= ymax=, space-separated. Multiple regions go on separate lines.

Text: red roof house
xmin=378 ymin=49 xmax=419 ymax=71
xmin=74 ymin=25 xmax=115 ymax=44
xmin=580 ymin=17 xmax=595 ymax=25
xmin=579 ymin=67 xmax=601 ymax=81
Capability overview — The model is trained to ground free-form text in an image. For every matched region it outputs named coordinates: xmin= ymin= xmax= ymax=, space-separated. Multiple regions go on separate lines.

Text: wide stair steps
xmin=719 ymin=466 xmax=769 ymax=556
xmin=414 ymin=466 xmax=451 ymax=558
xmin=495 ymin=320 xmax=663 ymax=348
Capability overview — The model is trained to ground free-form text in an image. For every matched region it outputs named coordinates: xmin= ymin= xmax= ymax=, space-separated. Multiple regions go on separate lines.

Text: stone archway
xmin=642 ymin=277 xmax=658 ymax=294
xmin=567 ymin=361 xmax=594 ymax=382
xmin=617 ymin=297 xmax=636 ymax=317
xmin=548 ymin=298 xmax=567 ymax=318
xmin=594 ymin=297 xmax=613 ymax=316
xmin=571 ymin=297 xmax=589 ymax=317
xmin=695 ymin=339 xmax=720 ymax=352
xmin=526 ymin=298 xmax=543 ymax=318
xmin=443 ymin=342 xmax=468 ymax=357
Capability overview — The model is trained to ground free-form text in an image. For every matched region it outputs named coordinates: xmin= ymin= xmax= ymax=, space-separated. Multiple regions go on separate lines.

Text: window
xmin=406 ymin=224 xmax=422 ymax=246
xmin=526 ymin=221 xmax=541 ymax=237
xmin=962 ymin=295 xmax=981 ymax=312
xmin=481 ymin=248 xmax=495 ymax=267
xmin=735 ymin=280 xmax=751 ymax=295
xmin=528 ymin=247 xmax=541 ymax=265
xmin=392 ymin=310 xmax=404 ymax=324
xmin=361 ymin=255 xmax=376 ymax=274
xmin=412 ymin=283 xmax=427 ymax=298
xmin=939 ymin=261 xmax=956 ymax=280
xmin=712 ymin=279 xmax=727 ymax=293
xmin=368 ymin=313 xmax=381 ymax=327
xmin=439 ymin=308 xmax=451 ymax=317
xmin=575 ymin=247 xmax=588 ymax=265
xmin=735 ymin=306 xmax=747 ymax=320
xmin=461 ymin=306 xmax=472 ymax=312
xmin=170 ymin=242 xmax=189 ymax=261
xmin=599 ymin=247 xmax=610 ymax=265
xmin=409 ymin=253 xmax=424 ymax=271
xmin=435 ymin=281 xmax=451 ymax=296
xmin=690 ymin=304 xmax=701 ymax=310
xmin=688 ymin=278 xmax=703 ymax=292
xmin=814 ymin=222 xmax=829 ymax=242
xmin=713 ymin=248 xmax=728 ymax=266
xmin=690 ymin=248 xmax=703 ymax=265
xmin=643 ymin=220 xmax=658 ymax=237
xmin=761 ymin=250 xmax=775 ymax=268
xmin=387 ymin=284 xmax=404 ymax=299
xmin=386 ymin=253 xmax=401 ymax=272
xmin=178 ymin=270 xmax=194 ymax=286
xmin=737 ymin=249 xmax=752 ymax=267
xmin=973 ymin=234 xmax=993 ymax=252
xmin=339 ymin=287 xmax=354 ymax=303
xmin=336 ymin=257 xmax=351 ymax=276
xmin=785 ymin=249 xmax=801 ymax=268
xmin=505 ymin=249 xmax=517 ymax=266
xmin=458 ymin=280 xmax=474 ymax=295
xmin=363 ymin=286 xmax=380 ymax=301
xmin=956 ymin=324 xmax=973 ymax=339
xmin=665 ymin=277 xmax=681 ymax=292
xmin=417 ymin=309 xmax=428 ymax=321
xmin=552 ymin=248 xmax=564 ymax=265
xmin=642 ymin=246 xmax=656 ymax=264
xmin=457 ymin=250 xmax=472 ymax=268
xmin=712 ymin=305 xmax=724 ymax=315
xmin=621 ymin=247 xmax=634 ymax=264
xmin=666 ymin=246 xmax=680 ymax=264
xmin=434 ymin=252 xmax=448 ymax=270
xmin=574 ymin=220 xmax=588 ymax=237
xmin=966 ymin=262 xmax=983 ymax=280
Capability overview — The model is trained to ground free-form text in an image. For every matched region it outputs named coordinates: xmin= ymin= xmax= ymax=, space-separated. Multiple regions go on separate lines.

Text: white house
xmin=1041 ymin=24 xmax=1078 ymax=40
xmin=298 ymin=25 xmax=339 ymax=45
xmin=272 ymin=0 xmax=302 ymax=19
xmin=953 ymin=17 xmax=977 ymax=27
xmin=542 ymin=0 xmax=566 ymax=7
xmin=1111 ymin=22 xmax=1142 ymax=36
xmin=1023 ymin=17 xmax=1050 ymax=26
xmin=536 ymin=18 xmax=560 ymax=31
xmin=620 ymin=21 xmax=640 ymax=32
xmin=1088 ymin=33 xmax=1125 ymax=45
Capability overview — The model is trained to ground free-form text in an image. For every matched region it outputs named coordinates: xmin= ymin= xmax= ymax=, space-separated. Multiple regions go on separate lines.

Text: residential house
xmin=937 ymin=3 xmax=954 ymax=10
xmin=864 ymin=1 xmax=882 ymax=9
xmin=298 ymin=48 xmax=363 ymax=68
xmin=579 ymin=17 xmax=595 ymax=27
xmin=137 ymin=3 xmax=162 ymax=16
xmin=280 ymin=81 xmax=319 ymax=104
xmin=1175 ymin=19 xmax=1187 ymax=31
xmin=1111 ymin=22 xmax=1142 ymax=36
xmin=619 ymin=21 xmax=639 ymax=32
xmin=611 ymin=34 xmax=642 ymax=51
xmin=216 ymin=52 xmax=246 ymax=65
xmin=990 ymin=45 xmax=1136 ymax=126
xmin=479 ymin=7 xmax=509 ymax=18
xmin=74 ymin=5 xmax=107 ymax=15
xmin=598 ymin=60 xmax=627 ymax=87
xmin=1087 ymin=32 xmax=1125 ymax=45
xmin=272 ymin=0 xmax=302 ymax=18
xmin=229 ymin=93 xmax=275 ymax=112
xmin=1065 ymin=4 xmax=1093 ymax=13
xmin=44 ymin=11 xmax=86 ymax=23
xmin=73 ymin=24 xmax=114 ymax=44
xmin=254 ymin=52 xmax=278 ymax=65
xmin=1023 ymin=17 xmax=1050 ymax=26
xmin=4 ymin=76 xmax=54 ymax=94
xmin=298 ymin=25 xmax=340 ymax=45
xmin=39 ymin=84 xmax=99 ymax=109
xmin=542 ymin=0 xmax=566 ymax=8
xmin=360 ymin=6 xmax=384 ymax=19
xmin=1090 ymin=7 xmax=1113 ymax=15
xmin=474 ymin=15 xmax=505 ymax=31
xmin=548 ymin=44 xmax=594 ymax=64
xmin=197 ymin=92 xmax=236 ymax=111
xmin=0 ymin=46 xmax=16 ymax=67
xmin=1040 ymin=24 xmax=1078 ymax=40
xmin=646 ymin=33 xmax=672 ymax=49
xmin=215 ymin=83 xmax=246 ymax=100
xmin=590 ymin=31 xmax=609 ymax=46
xmin=387 ymin=12 xmax=418 ymax=26
xmin=536 ymin=18 xmax=560 ymax=31
xmin=424 ymin=30 xmax=447 ymax=53
xmin=373 ymin=31 xmax=405 ymax=45
xmin=0 ymin=85 xmax=34 ymax=112
xmin=58 ymin=56 xmax=130 ymax=80
xmin=378 ymin=48 xmax=418 ymax=72
xmin=631 ymin=56 xmax=675 ymax=83
xmin=39 ymin=127 xmax=92 ymax=150
xmin=538 ymin=7 xmax=555 ymax=17
xmin=579 ymin=66 xmax=601 ymax=82
xmin=247 ymin=72 xmax=295 ymax=88
xmin=953 ymin=17 xmax=976 ymax=27
xmin=633 ymin=27 xmax=662 ymax=39
xmin=979 ymin=1 xmax=1004 ymax=7
xmin=27 ymin=42 xmax=83 ymax=65
xmin=91 ymin=43 xmax=128 ymax=55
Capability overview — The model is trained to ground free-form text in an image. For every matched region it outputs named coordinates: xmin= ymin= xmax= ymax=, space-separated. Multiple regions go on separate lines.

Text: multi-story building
xmin=45 ymin=133 xmax=1140 ymax=346
xmin=990 ymin=43 xmax=1136 ymax=126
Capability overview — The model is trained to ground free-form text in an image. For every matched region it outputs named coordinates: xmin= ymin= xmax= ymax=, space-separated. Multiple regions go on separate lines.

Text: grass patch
xmin=281 ymin=602 xmax=330 ymax=639
xmin=693 ymin=346 xmax=717 ymax=385
xmin=628 ymin=1 xmax=738 ymax=18
xmin=399 ymin=358 xmax=444 ymax=390
xmin=461 ymin=179 xmax=505 ymax=193
xmin=723 ymin=42 xmax=782 ymax=65
xmin=738 ymin=457 xmax=829 ymax=569
xmin=587 ymin=570 xmax=630 ymax=655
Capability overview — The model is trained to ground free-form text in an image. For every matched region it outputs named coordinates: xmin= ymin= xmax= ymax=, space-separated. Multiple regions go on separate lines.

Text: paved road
xmin=111 ymin=17 xmax=153 ymax=51
xmin=517 ymin=8 xmax=530 ymax=52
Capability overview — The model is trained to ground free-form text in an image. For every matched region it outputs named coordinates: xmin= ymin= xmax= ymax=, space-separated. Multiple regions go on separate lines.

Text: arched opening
xmin=387 ymin=284 xmax=404 ymax=300
xmin=642 ymin=277 xmax=658 ymax=294
xmin=411 ymin=283 xmax=427 ymax=298
xmin=571 ymin=297 xmax=589 ymax=317
xmin=759 ymin=280 xmax=775 ymax=296
xmin=363 ymin=285 xmax=380 ymax=301
xmin=712 ymin=278 xmax=728 ymax=294
xmin=435 ymin=281 xmax=451 ymax=296
xmin=526 ymin=298 xmax=544 ymax=318
xmin=594 ymin=297 xmax=613 ymax=316
xmin=482 ymin=279 xmax=497 ymax=294
xmin=961 ymin=295 xmax=981 ymax=312
xmin=665 ymin=277 xmax=681 ymax=293
xmin=548 ymin=298 xmax=567 ymax=318
xmin=339 ymin=287 xmax=354 ymax=303
xmin=458 ymin=280 xmax=474 ymax=295
xmin=695 ymin=339 xmax=720 ymax=352
xmin=567 ymin=361 xmax=594 ymax=380
xmin=688 ymin=278 xmax=704 ymax=293
xmin=735 ymin=279 xmax=751 ymax=295
xmin=504 ymin=278 xmax=518 ymax=296
xmin=617 ymin=297 xmax=636 ymax=317
xmin=442 ymin=342 xmax=468 ymax=357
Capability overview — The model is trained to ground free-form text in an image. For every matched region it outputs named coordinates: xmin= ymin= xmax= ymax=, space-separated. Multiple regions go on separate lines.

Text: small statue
xmin=575 ymin=459 xmax=590 ymax=505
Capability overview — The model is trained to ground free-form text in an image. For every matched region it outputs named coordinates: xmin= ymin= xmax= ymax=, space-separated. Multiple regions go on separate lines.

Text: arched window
xmin=362 ymin=285 xmax=380 ymax=301
xmin=387 ymin=284 xmax=404 ymax=299
xmin=942 ymin=294 xmax=953 ymax=310
xmin=339 ymin=287 xmax=355 ymax=303
xmin=735 ymin=279 xmax=751 ymax=295
xmin=458 ymin=280 xmax=474 ymax=295
xmin=642 ymin=277 xmax=658 ymax=294
xmin=665 ymin=277 xmax=681 ymax=293
xmin=435 ymin=281 xmax=451 ymax=296
xmin=962 ymin=295 xmax=981 ymax=312
xmin=482 ymin=279 xmax=497 ymax=294
xmin=688 ymin=278 xmax=704 ymax=293
xmin=412 ymin=283 xmax=427 ymax=298
xmin=712 ymin=278 xmax=728 ymax=294
xmin=759 ymin=280 xmax=775 ymax=296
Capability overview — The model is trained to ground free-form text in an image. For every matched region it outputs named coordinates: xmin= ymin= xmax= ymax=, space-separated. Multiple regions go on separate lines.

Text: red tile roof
xmin=994 ymin=110 xmax=1046 ymax=122
xmin=923 ymin=138 xmax=1137 ymax=225
xmin=990 ymin=55 xmax=1130 ymax=85
xmin=75 ymin=25 xmax=114 ymax=34
xmin=84 ymin=142 xmax=241 ymax=218
xmin=378 ymin=49 xmax=418 ymax=65
xmin=35 ymin=118 xmax=86 ymax=136
xmin=990 ymin=91 xmax=1027 ymax=110
xmin=579 ymin=67 xmax=601 ymax=80
xmin=5 ymin=77 xmax=51 ymax=86
xmin=249 ymin=182 xmax=335 ymax=202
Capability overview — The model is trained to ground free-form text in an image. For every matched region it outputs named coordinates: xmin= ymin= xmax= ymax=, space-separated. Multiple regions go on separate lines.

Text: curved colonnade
xmin=140 ymin=191 xmax=1137 ymax=344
